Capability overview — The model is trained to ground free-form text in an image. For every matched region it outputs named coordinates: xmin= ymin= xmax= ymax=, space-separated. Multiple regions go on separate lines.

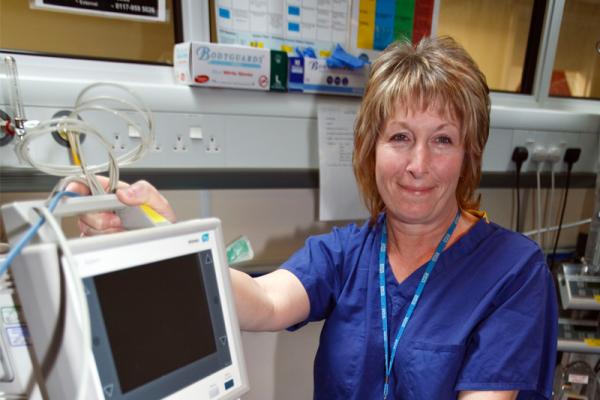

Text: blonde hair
xmin=353 ymin=36 xmax=490 ymax=224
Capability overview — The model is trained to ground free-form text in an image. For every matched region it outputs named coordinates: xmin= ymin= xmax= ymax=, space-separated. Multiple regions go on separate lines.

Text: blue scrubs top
xmin=281 ymin=214 xmax=557 ymax=400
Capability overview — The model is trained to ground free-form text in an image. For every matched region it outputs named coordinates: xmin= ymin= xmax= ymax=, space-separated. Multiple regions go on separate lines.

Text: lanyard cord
xmin=379 ymin=210 xmax=461 ymax=399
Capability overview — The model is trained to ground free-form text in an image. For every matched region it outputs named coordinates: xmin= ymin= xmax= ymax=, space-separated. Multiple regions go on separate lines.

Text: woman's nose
xmin=405 ymin=144 xmax=429 ymax=177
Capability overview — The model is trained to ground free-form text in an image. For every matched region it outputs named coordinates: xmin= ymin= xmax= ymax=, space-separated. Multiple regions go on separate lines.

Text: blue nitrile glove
xmin=295 ymin=46 xmax=317 ymax=58
xmin=326 ymin=44 xmax=368 ymax=70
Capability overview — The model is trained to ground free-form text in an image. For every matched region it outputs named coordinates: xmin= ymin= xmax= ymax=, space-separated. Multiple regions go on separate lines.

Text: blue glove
xmin=295 ymin=46 xmax=317 ymax=58
xmin=326 ymin=44 xmax=368 ymax=70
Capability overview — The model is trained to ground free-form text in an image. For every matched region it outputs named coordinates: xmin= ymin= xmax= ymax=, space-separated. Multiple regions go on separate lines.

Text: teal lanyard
xmin=379 ymin=211 xmax=460 ymax=399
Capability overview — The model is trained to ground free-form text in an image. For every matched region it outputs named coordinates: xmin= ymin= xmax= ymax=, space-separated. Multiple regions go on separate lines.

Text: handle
xmin=52 ymin=194 xmax=169 ymax=229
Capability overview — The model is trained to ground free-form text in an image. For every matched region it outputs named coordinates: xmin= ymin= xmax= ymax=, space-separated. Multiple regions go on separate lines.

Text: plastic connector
xmin=530 ymin=145 xmax=547 ymax=163
xmin=546 ymin=146 xmax=562 ymax=164
xmin=563 ymin=148 xmax=581 ymax=167
xmin=511 ymin=146 xmax=529 ymax=170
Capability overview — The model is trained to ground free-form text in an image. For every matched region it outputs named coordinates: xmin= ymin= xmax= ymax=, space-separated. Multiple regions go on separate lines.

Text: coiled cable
xmin=14 ymin=82 xmax=154 ymax=194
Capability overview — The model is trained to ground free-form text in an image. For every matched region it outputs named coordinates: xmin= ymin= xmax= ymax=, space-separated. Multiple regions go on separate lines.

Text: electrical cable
xmin=545 ymin=147 xmax=563 ymax=251
xmin=544 ymin=164 xmax=556 ymax=249
xmin=511 ymin=147 xmax=528 ymax=232
xmin=0 ymin=191 xmax=80 ymax=277
xmin=515 ymin=175 xmax=521 ymax=232
xmin=550 ymin=148 xmax=582 ymax=268
xmin=535 ymin=162 xmax=543 ymax=245
xmin=35 ymin=207 xmax=91 ymax=400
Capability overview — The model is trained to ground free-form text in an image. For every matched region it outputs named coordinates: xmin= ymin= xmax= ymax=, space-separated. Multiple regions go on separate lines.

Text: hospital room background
xmin=0 ymin=0 xmax=599 ymax=399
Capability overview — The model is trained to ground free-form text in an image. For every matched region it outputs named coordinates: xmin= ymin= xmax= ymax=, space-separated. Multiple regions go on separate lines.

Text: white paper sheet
xmin=318 ymin=103 xmax=369 ymax=221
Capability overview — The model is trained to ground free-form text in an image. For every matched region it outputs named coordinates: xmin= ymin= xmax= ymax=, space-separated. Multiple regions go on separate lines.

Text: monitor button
xmin=224 ymin=378 xmax=235 ymax=390
xmin=103 ymin=383 xmax=114 ymax=398
xmin=209 ymin=384 xmax=219 ymax=398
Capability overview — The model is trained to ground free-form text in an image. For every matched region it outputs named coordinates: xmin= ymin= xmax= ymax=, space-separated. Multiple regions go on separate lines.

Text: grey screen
xmin=93 ymin=252 xmax=217 ymax=394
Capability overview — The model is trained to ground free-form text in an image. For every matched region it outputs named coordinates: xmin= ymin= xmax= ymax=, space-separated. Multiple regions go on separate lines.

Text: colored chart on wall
xmin=214 ymin=0 xmax=351 ymax=57
xmin=350 ymin=0 xmax=435 ymax=59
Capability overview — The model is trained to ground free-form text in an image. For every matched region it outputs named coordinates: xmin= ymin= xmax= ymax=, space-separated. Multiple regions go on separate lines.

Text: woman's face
xmin=375 ymin=105 xmax=465 ymax=226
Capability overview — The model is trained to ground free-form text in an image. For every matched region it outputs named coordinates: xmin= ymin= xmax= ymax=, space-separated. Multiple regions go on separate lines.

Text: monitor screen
xmin=93 ymin=251 xmax=219 ymax=393
xmin=84 ymin=246 xmax=234 ymax=400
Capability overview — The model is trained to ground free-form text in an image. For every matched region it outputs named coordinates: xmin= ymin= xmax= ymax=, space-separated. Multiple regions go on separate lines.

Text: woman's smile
xmin=398 ymin=184 xmax=435 ymax=196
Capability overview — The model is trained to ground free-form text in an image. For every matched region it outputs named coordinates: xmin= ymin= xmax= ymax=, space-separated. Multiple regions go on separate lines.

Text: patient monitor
xmin=0 ymin=197 xmax=249 ymax=399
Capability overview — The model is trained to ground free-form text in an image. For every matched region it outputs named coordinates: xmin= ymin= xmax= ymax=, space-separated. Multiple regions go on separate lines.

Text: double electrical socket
xmin=170 ymin=133 xmax=220 ymax=153
xmin=528 ymin=140 xmax=566 ymax=163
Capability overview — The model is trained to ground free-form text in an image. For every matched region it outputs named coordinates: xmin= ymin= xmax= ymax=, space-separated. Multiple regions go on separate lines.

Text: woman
xmin=77 ymin=37 xmax=557 ymax=399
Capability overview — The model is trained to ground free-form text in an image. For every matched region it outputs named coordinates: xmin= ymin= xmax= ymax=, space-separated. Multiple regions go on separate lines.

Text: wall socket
xmin=173 ymin=135 xmax=188 ymax=152
xmin=111 ymin=134 xmax=127 ymax=153
xmin=205 ymin=135 xmax=220 ymax=154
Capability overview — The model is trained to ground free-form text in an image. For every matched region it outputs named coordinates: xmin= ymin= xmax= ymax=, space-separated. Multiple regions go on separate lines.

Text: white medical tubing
xmin=523 ymin=218 xmax=591 ymax=237
xmin=545 ymin=165 xmax=557 ymax=247
xmin=535 ymin=163 xmax=543 ymax=246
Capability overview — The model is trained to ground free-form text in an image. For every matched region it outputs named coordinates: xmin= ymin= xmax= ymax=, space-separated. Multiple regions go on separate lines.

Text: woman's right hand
xmin=66 ymin=177 xmax=177 ymax=236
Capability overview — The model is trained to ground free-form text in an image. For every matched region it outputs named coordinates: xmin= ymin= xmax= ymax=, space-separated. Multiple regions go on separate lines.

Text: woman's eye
xmin=435 ymin=135 xmax=452 ymax=145
xmin=390 ymin=133 xmax=409 ymax=142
